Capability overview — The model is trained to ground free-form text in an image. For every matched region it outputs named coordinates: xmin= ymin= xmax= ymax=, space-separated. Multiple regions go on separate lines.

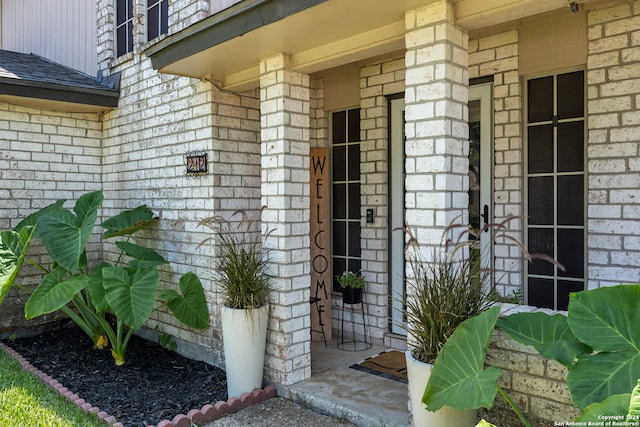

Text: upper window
xmin=147 ymin=0 xmax=168 ymax=41
xmin=116 ymin=0 xmax=134 ymax=57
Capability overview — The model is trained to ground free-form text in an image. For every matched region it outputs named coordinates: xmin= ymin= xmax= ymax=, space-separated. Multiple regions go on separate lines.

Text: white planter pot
xmin=406 ymin=350 xmax=477 ymax=427
xmin=221 ymin=305 xmax=268 ymax=399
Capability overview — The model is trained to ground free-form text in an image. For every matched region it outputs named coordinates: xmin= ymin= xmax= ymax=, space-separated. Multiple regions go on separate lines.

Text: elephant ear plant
xmin=0 ymin=191 xmax=209 ymax=365
xmin=423 ymin=284 xmax=640 ymax=426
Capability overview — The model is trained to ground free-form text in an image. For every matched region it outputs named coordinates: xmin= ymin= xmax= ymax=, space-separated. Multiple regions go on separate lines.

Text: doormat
xmin=349 ymin=350 xmax=407 ymax=383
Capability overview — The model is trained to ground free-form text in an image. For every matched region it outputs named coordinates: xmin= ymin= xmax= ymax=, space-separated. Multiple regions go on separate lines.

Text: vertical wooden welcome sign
xmin=310 ymin=147 xmax=331 ymax=341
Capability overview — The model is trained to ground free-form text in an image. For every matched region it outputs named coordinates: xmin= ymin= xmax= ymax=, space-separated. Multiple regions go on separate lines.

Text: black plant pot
xmin=341 ymin=287 xmax=363 ymax=304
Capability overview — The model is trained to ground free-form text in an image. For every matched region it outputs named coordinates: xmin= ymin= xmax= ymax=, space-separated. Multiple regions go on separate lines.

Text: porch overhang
xmin=147 ymin=0 xmax=570 ymax=91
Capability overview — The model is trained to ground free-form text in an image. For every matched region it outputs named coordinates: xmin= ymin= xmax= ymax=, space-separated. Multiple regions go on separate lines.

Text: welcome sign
xmin=310 ymin=147 xmax=331 ymax=341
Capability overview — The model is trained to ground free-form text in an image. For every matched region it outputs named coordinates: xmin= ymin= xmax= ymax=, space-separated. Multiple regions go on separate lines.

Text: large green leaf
xmin=160 ymin=272 xmax=209 ymax=329
xmin=87 ymin=262 xmax=111 ymax=312
xmin=565 ymin=285 xmax=640 ymax=410
xmin=36 ymin=191 xmax=103 ymax=272
xmin=101 ymin=205 xmax=156 ymax=239
xmin=569 ymin=285 xmax=640 ymax=352
xmin=631 ymin=379 xmax=640 ymax=416
xmin=497 ymin=312 xmax=591 ymax=367
xmin=14 ymin=200 xmax=65 ymax=232
xmin=568 ymin=351 xmax=640 ymax=410
xmin=103 ymin=266 xmax=158 ymax=330
xmin=577 ymin=393 xmax=631 ymax=422
xmin=24 ymin=267 xmax=88 ymax=318
xmin=115 ymin=241 xmax=168 ymax=268
xmin=423 ymin=306 xmax=502 ymax=411
xmin=0 ymin=226 xmax=36 ymax=305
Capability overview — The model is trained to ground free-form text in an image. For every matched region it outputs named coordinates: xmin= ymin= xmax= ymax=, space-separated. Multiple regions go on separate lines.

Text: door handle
xmin=481 ymin=204 xmax=489 ymax=232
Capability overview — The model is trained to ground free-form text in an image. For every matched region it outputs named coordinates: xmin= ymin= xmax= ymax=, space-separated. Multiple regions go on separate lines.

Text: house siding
xmin=0 ymin=0 xmax=98 ymax=76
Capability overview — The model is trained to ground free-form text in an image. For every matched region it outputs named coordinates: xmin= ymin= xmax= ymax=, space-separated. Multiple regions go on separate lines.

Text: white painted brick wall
xmin=357 ymin=57 xmax=405 ymax=342
xmin=469 ymin=29 xmax=523 ymax=299
xmin=587 ymin=0 xmax=640 ymax=288
xmin=0 ymin=102 xmax=103 ymax=332
xmin=405 ymin=1 xmax=469 ymax=250
xmin=259 ymin=53 xmax=312 ymax=385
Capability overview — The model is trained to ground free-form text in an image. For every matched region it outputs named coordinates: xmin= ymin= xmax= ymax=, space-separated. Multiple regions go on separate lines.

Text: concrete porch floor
xmin=277 ymin=340 xmax=410 ymax=427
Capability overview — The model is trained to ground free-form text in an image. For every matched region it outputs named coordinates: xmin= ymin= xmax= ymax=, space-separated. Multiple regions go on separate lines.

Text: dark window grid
xmin=525 ymin=71 xmax=586 ymax=310
xmin=116 ymin=0 xmax=135 ymax=56
xmin=331 ymin=108 xmax=362 ymax=292
xmin=147 ymin=0 xmax=169 ymax=41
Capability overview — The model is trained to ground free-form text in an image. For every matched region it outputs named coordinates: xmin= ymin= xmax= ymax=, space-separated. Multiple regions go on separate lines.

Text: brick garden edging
xmin=0 ymin=342 xmax=276 ymax=427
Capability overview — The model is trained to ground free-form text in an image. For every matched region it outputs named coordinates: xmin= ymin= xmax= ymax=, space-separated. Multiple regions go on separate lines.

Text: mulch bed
xmin=1 ymin=323 xmax=233 ymax=426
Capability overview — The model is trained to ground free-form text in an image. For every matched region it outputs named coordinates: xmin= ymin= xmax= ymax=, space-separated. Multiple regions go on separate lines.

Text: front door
xmin=389 ymin=84 xmax=493 ymax=335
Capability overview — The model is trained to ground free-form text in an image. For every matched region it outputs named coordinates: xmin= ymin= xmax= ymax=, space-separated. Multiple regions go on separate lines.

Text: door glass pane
xmin=528 ymin=177 xmax=554 ymax=225
xmin=528 ymin=228 xmax=555 ymax=276
xmin=468 ymin=100 xmax=481 ymax=232
xmin=528 ymin=277 xmax=554 ymax=309
xmin=528 ymin=125 xmax=554 ymax=174
xmin=332 ymin=146 xmax=346 ymax=181
xmin=557 ymin=176 xmax=584 ymax=226
xmin=348 ymin=109 xmax=361 ymax=142
xmin=557 ymin=229 xmax=584 ymax=278
xmin=348 ymin=145 xmax=360 ymax=181
xmin=528 ymin=76 xmax=554 ymax=123
xmin=333 ymin=222 xmax=346 ymax=256
xmin=332 ymin=183 xmax=346 ymax=219
xmin=332 ymin=111 xmax=346 ymax=144
xmin=348 ymin=183 xmax=360 ymax=219
xmin=557 ymin=121 xmax=584 ymax=172
xmin=332 ymin=257 xmax=346 ymax=290
xmin=348 ymin=223 xmax=361 ymax=257
xmin=557 ymin=71 xmax=584 ymax=120
xmin=557 ymin=280 xmax=584 ymax=310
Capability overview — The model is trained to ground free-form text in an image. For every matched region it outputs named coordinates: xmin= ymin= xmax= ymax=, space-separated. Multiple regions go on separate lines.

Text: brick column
xmin=404 ymin=0 xmax=469 ymax=253
xmin=259 ymin=53 xmax=311 ymax=385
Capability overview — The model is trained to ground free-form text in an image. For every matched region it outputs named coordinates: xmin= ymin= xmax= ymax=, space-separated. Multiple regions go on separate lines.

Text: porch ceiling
xmin=146 ymin=0 xmax=569 ymax=91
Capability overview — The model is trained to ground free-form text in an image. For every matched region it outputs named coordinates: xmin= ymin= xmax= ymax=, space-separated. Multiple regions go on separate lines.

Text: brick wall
xmin=259 ymin=53 xmax=312 ymax=385
xmin=586 ymin=0 xmax=640 ymax=288
xmin=469 ymin=30 xmax=524 ymax=298
xmin=0 ymin=103 xmax=103 ymax=332
xmin=358 ymin=57 xmax=405 ymax=342
xmin=96 ymin=0 xmax=262 ymax=364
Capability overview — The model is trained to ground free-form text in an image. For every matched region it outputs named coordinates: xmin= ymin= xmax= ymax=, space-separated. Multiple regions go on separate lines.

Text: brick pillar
xmin=404 ymin=0 xmax=469 ymax=253
xmin=259 ymin=53 xmax=311 ymax=385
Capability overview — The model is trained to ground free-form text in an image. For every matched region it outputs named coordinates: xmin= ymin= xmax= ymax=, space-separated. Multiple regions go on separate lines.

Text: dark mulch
xmin=2 ymin=323 xmax=227 ymax=427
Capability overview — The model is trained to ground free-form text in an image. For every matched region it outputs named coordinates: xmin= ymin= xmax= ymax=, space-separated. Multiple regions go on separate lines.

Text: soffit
xmin=147 ymin=0 xmax=572 ymax=91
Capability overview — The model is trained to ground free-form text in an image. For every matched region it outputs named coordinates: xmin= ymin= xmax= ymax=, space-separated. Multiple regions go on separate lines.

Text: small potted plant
xmin=336 ymin=270 xmax=365 ymax=304
xmin=199 ymin=211 xmax=271 ymax=399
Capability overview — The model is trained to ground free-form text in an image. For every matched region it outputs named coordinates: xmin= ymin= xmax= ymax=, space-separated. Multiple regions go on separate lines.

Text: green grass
xmin=0 ymin=349 xmax=104 ymax=427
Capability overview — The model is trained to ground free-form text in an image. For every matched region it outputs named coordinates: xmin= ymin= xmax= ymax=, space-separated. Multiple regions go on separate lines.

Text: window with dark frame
xmin=147 ymin=0 xmax=168 ymax=41
xmin=116 ymin=0 xmax=134 ymax=57
xmin=526 ymin=70 xmax=585 ymax=310
xmin=331 ymin=108 xmax=362 ymax=292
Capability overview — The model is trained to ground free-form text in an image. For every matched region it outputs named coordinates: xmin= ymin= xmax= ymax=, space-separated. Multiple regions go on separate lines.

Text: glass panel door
xmin=469 ymin=83 xmax=493 ymax=273
xmin=390 ymin=98 xmax=406 ymax=334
